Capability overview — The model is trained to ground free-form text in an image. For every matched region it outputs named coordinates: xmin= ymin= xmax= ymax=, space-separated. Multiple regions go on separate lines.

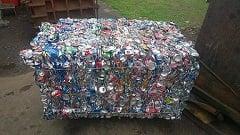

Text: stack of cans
xmin=20 ymin=18 xmax=199 ymax=120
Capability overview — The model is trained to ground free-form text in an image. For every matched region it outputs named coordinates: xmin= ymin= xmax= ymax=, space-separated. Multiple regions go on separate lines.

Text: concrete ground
xmin=0 ymin=1 xmax=207 ymax=135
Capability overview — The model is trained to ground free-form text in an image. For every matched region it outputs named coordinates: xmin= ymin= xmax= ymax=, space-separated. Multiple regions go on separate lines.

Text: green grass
xmin=102 ymin=0 xmax=208 ymax=27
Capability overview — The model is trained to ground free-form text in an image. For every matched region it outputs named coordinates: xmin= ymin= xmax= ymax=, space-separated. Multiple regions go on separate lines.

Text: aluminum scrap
xmin=20 ymin=18 xmax=199 ymax=120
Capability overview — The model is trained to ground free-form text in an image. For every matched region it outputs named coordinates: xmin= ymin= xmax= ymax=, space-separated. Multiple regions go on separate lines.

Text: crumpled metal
xmin=20 ymin=18 xmax=199 ymax=120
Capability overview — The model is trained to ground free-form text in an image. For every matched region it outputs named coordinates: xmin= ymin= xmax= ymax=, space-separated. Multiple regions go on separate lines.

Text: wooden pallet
xmin=28 ymin=0 xmax=98 ymax=26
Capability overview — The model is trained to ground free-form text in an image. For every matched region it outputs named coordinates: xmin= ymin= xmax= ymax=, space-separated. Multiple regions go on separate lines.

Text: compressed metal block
xmin=20 ymin=18 xmax=199 ymax=119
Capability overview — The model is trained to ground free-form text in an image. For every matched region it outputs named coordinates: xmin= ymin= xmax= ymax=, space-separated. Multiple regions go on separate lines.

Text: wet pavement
xmin=0 ymin=1 xmax=206 ymax=135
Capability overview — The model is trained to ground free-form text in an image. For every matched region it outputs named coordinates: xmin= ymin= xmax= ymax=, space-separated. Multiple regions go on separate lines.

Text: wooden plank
xmin=68 ymin=0 xmax=80 ymax=10
xmin=31 ymin=14 xmax=47 ymax=18
xmin=46 ymin=0 xmax=54 ymax=12
xmin=187 ymin=100 xmax=224 ymax=121
xmin=54 ymin=0 xmax=67 ymax=11
xmin=184 ymin=110 xmax=222 ymax=135
xmin=185 ymin=96 xmax=240 ymax=135
xmin=29 ymin=0 xmax=45 ymax=7
xmin=185 ymin=97 xmax=240 ymax=135
xmin=192 ymin=85 xmax=240 ymax=125
xmin=80 ymin=0 xmax=97 ymax=9
xmin=184 ymin=109 xmax=240 ymax=135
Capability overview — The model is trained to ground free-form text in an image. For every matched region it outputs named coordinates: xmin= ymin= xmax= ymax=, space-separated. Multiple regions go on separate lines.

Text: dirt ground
xmin=0 ymin=1 xmax=206 ymax=135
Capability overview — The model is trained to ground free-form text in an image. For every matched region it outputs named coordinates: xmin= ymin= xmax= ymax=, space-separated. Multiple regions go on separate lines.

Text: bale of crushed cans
xmin=20 ymin=18 xmax=199 ymax=120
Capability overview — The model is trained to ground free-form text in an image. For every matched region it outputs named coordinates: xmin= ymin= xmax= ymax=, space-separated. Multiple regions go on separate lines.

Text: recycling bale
xmin=20 ymin=18 xmax=199 ymax=119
